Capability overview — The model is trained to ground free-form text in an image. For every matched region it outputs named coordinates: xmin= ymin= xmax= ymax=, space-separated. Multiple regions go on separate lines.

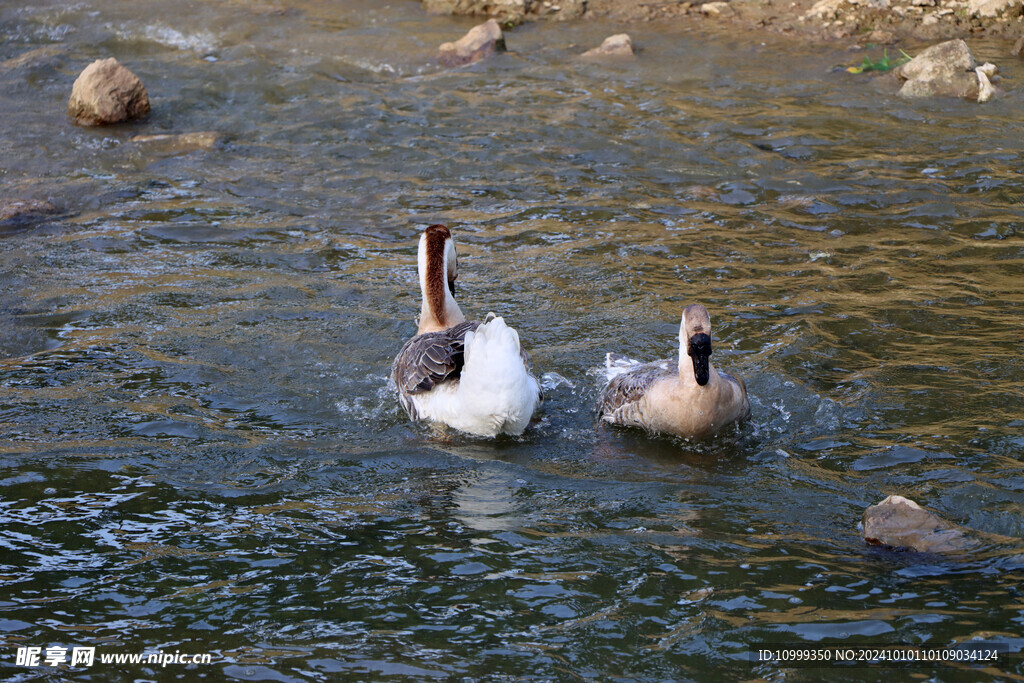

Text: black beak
xmin=448 ymin=278 xmax=456 ymax=298
xmin=687 ymin=333 xmax=712 ymax=386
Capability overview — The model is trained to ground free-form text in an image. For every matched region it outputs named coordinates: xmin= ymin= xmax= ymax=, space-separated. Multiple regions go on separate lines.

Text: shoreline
xmin=423 ymin=0 xmax=1024 ymax=47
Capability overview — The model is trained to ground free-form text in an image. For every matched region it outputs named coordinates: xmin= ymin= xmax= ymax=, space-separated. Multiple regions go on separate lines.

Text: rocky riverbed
xmin=424 ymin=0 xmax=1024 ymax=44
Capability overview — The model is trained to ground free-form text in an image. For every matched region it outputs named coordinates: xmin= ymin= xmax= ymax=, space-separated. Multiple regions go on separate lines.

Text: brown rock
xmin=580 ymin=34 xmax=635 ymax=59
xmin=894 ymin=39 xmax=980 ymax=99
xmin=1013 ymin=36 xmax=1024 ymax=56
xmin=0 ymin=199 xmax=57 ymax=227
xmin=438 ymin=19 xmax=506 ymax=67
xmin=863 ymin=495 xmax=977 ymax=553
xmin=67 ymin=58 xmax=150 ymax=126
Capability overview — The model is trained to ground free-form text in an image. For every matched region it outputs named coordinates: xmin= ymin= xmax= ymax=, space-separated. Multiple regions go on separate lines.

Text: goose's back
xmin=598 ymin=360 xmax=675 ymax=425
xmin=392 ymin=320 xmax=479 ymax=420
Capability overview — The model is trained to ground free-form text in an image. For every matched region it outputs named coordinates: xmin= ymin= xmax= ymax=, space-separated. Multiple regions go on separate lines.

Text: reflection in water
xmin=0 ymin=0 xmax=1023 ymax=679
xmin=453 ymin=468 xmax=522 ymax=533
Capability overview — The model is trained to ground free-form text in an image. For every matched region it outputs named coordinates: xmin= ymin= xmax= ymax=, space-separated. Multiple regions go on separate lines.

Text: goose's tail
xmin=457 ymin=315 xmax=540 ymax=436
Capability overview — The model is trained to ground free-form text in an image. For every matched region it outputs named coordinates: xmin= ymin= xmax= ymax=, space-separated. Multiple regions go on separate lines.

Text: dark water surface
xmin=2 ymin=0 xmax=1023 ymax=680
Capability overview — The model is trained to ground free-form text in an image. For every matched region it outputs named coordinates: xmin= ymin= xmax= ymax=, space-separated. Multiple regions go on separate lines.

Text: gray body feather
xmin=598 ymin=359 xmax=675 ymax=420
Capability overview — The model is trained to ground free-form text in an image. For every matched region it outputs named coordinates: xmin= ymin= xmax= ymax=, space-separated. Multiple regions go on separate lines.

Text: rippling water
xmin=1 ymin=0 xmax=1023 ymax=679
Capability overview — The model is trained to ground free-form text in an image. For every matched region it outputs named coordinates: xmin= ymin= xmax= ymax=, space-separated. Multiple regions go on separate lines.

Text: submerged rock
xmin=438 ymin=19 xmax=506 ymax=67
xmin=1 ymin=45 xmax=64 ymax=70
xmin=68 ymin=58 xmax=150 ymax=126
xmin=975 ymin=62 xmax=1000 ymax=102
xmin=0 ymin=199 xmax=57 ymax=227
xmin=863 ymin=495 xmax=977 ymax=553
xmin=1012 ymin=36 xmax=1024 ymax=56
xmin=893 ymin=39 xmax=982 ymax=100
xmin=580 ymin=34 xmax=635 ymax=59
xmin=131 ymin=132 xmax=220 ymax=154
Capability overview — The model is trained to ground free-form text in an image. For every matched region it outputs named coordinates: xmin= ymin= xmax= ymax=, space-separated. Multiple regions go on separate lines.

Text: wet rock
xmin=863 ymin=495 xmax=977 ymax=553
xmin=0 ymin=199 xmax=57 ymax=227
xmin=975 ymin=62 xmax=1000 ymax=102
xmin=1012 ymin=36 xmax=1024 ymax=56
xmin=67 ymin=58 xmax=150 ymax=126
xmin=894 ymin=39 xmax=980 ymax=99
xmin=131 ymin=132 xmax=220 ymax=154
xmin=438 ymin=19 xmax=506 ymax=67
xmin=424 ymin=0 xmax=526 ymax=23
xmin=968 ymin=0 xmax=1022 ymax=18
xmin=580 ymin=34 xmax=635 ymax=59
xmin=1 ymin=45 xmax=64 ymax=70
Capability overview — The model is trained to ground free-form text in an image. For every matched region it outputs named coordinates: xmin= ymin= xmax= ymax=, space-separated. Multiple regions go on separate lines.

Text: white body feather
xmin=407 ymin=316 xmax=540 ymax=437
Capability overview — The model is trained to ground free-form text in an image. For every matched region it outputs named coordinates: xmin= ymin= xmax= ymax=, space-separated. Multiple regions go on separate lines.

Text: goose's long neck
xmin=678 ymin=324 xmax=691 ymax=382
xmin=418 ymin=232 xmax=465 ymax=334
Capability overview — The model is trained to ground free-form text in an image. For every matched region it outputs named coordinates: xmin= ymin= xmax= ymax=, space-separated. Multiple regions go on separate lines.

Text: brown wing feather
xmin=392 ymin=320 xmax=479 ymax=420
xmin=598 ymin=360 xmax=676 ymax=417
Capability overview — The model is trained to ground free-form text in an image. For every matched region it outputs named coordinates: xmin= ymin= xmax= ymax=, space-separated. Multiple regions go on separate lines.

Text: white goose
xmin=391 ymin=224 xmax=541 ymax=437
xmin=598 ymin=303 xmax=750 ymax=439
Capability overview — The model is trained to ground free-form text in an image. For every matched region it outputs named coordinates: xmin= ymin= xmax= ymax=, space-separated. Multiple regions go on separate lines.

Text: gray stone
xmin=580 ymin=34 xmax=635 ymax=59
xmin=68 ymin=58 xmax=150 ymax=126
xmin=863 ymin=495 xmax=976 ymax=553
xmin=894 ymin=39 xmax=980 ymax=99
xmin=438 ymin=19 xmax=506 ymax=67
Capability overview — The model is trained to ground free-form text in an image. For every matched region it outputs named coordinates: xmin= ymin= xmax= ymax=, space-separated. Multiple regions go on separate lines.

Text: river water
xmin=1 ymin=0 xmax=1023 ymax=680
